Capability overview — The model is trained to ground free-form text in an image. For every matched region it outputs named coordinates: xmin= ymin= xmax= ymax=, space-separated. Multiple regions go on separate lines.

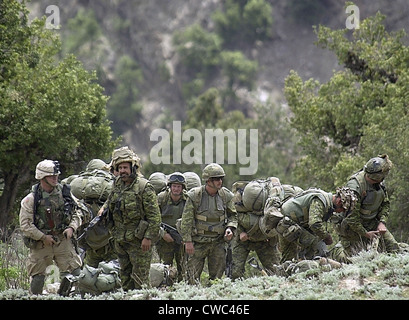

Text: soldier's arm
xmin=343 ymin=200 xmax=367 ymax=236
xmin=19 ymin=194 xmax=46 ymax=241
xmin=142 ymin=183 xmax=161 ymax=239
xmin=377 ymin=187 xmax=390 ymax=225
xmin=308 ymin=198 xmax=330 ymax=240
xmin=180 ymin=197 xmax=195 ymax=242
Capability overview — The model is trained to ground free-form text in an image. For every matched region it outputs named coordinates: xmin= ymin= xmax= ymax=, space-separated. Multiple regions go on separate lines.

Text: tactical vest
xmin=347 ymin=170 xmax=385 ymax=220
xmin=157 ymin=189 xmax=186 ymax=226
xmin=281 ymin=188 xmax=333 ymax=227
xmin=108 ymin=176 xmax=148 ymax=241
xmin=32 ymin=183 xmax=72 ymax=235
xmin=189 ymin=186 xmax=232 ymax=237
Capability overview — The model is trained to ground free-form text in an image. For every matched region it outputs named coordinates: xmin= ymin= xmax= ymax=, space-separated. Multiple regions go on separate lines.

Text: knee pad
xmin=30 ymin=274 xmax=45 ymax=295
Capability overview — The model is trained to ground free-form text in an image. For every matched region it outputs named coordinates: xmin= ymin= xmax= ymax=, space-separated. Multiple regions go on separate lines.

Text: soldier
xmin=19 ymin=159 xmax=83 ymax=294
xmin=330 ymin=154 xmax=400 ymax=262
xmin=156 ymin=172 xmax=188 ymax=282
xmin=276 ymin=187 xmax=357 ymax=263
xmin=180 ymin=163 xmax=238 ymax=284
xmin=73 ymin=158 xmax=116 ymax=268
xmin=231 ymin=183 xmax=303 ymax=280
xmin=100 ymin=146 xmax=161 ymax=290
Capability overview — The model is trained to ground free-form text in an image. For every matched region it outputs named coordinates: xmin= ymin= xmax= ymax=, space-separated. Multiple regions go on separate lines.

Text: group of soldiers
xmin=19 ymin=146 xmax=404 ymax=294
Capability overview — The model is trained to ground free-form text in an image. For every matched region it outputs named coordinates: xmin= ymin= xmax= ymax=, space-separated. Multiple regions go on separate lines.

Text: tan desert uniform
xmin=20 ymin=184 xmax=82 ymax=292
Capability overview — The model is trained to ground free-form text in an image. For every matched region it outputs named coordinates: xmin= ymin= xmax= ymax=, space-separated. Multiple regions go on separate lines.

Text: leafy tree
xmin=107 ymin=55 xmax=144 ymax=135
xmin=284 ymin=6 xmax=409 ymax=238
xmin=0 ymin=0 xmax=118 ymax=231
xmin=220 ymin=50 xmax=258 ymax=109
xmin=173 ymin=23 xmax=223 ymax=78
xmin=213 ymin=0 xmax=273 ymax=46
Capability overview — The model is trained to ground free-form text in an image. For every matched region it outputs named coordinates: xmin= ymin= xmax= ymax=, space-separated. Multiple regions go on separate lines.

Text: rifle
xmin=247 ymin=257 xmax=268 ymax=276
xmin=161 ymin=223 xmax=183 ymax=245
xmin=225 ymin=243 xmax=233 ymax=278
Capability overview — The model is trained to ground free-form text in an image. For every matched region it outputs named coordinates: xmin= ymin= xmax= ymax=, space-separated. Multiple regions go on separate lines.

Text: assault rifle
xmin=225 ymin=243 xmax=233 ymax=278
xmin=161 ymin=223 xmax=183 ymax=245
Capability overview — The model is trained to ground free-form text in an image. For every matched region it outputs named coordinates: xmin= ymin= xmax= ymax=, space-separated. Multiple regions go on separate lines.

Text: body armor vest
xmin=33 ymin=184 xmax=71 ymax=234
xmin=347 ymin=171 xmax=385 ymax=220
xmin=190 ymin=186 xmax=230 ymax=237
xmin=158 ymin=190 xmax=186 ymax=226
xmin=281 ymin=189 xmax=333 ymax=227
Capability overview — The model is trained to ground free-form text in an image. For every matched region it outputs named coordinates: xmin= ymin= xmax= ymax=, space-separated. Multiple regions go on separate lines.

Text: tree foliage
xmin=284 ymin=6 xmax=409 ymax=239
xmin=0 ymin=0 xmax=118 ymax=231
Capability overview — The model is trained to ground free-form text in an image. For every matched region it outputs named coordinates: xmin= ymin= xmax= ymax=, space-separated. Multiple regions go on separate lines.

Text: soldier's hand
xmin=141 ymin=238 xmax=151 ymax=252
xmin=377 ymin=222 xmax=387 ymax=235
xmin=163 ymin=232 xmax=174 ymax=243
xmin=42 ymin=234 xmax=56 ymax=246
xmin=63 ymin=227 xmax=74 ymax=239
xmin=323 ymin=234 xmax=333 ymax=245
xmin=239 ymin=232 xmax=249 ymax=242
xmin=185 ymin=241 xmax=195 ymax=255
xmin=365 ymin=230 xmax=380 ymax=240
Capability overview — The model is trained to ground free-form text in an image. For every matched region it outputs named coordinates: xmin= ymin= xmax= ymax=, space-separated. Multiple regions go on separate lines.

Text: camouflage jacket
xmin=343 ymin=170 xmax=390 ymax=236
xmin=181 ymin=186 xmax=238 ymax=243
xmin=105 ymin=176 xmax=161 ymax=242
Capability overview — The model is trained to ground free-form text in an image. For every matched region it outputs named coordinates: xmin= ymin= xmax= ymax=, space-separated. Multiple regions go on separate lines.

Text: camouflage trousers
xmin=155 ymin=238 xmax=184 ymax=281
xmin=330 ymin=219 xmax=400 ymax=263
xmin=114 ymin=239 xmax=152 ymax=290
xmin=185 ymin=238 xmax=226 ymax=284
xmin=276 ymin=217 xmax=320 ymax=263
xmin=231 ymin=237 xmax=281 ymax=280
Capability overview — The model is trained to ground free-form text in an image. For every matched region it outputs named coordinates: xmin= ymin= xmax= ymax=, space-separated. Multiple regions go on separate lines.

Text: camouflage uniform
xmin=180 ymin=163 xmax=237 ymax=284
xmin=19 ymin=160 xmax=82 ymax=294
xmin=331 ymin=155 xmax=400 ymax=262
xmin=104 ymin=147 xmax=161 ymax=290
xmin=276 ymin=189 xmax=335 ymax=263
xmin=231 ymin=184 xmax=303 ymax=280
xmin=156 ymin=172 xmax=188 ymax=281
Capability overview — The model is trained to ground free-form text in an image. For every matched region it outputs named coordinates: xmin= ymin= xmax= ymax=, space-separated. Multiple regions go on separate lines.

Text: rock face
xmin=27 ymin=0 xmax=409 ymax=158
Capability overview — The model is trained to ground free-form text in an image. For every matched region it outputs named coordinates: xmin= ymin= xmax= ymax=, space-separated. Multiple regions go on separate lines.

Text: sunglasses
xmin=210 ymin=176 xmax=224 ymax=181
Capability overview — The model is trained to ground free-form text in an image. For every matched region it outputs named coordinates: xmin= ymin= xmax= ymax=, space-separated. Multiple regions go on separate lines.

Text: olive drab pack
xmin=242 ymin=177 xmax=283 ymax=214
xmin=70 ymin=169 xmax=114 ymax=202
xmin=148 ymin=172 xmax=167 ymax=194
xmin=149 ymin=263 xmax=178 ymax=287
xmin=76 ymin=260 xmax=121 ymax=295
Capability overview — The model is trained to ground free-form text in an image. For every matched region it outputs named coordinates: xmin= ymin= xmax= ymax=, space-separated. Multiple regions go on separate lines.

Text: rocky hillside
xmin=27 ymin=0 xmax=409 ymax=160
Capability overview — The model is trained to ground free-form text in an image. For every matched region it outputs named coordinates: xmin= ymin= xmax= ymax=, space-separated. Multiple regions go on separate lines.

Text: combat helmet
xmin=364 ymin=154 xmax=393 ymax=182
xmin=167 ymin=172 xmax=187 ymax=189
xmin=202 ymin=163 xmax=225 ymax=181
xmin=111 ymin=146 xmax=141 ymax=175
xmin=35 ymin=159 xmax=61 ymax=180
xmin=336 ymin=187 xmax=358 ymax=214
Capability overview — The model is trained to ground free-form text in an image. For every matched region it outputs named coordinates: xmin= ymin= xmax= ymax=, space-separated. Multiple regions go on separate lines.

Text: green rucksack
xmin=70 ymin=169 xmax=114 ymax=202
xmin=77 ymin=260 xmax=121 ymax=295
xmin=242 ymin=177 xmax=282 ymax=214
